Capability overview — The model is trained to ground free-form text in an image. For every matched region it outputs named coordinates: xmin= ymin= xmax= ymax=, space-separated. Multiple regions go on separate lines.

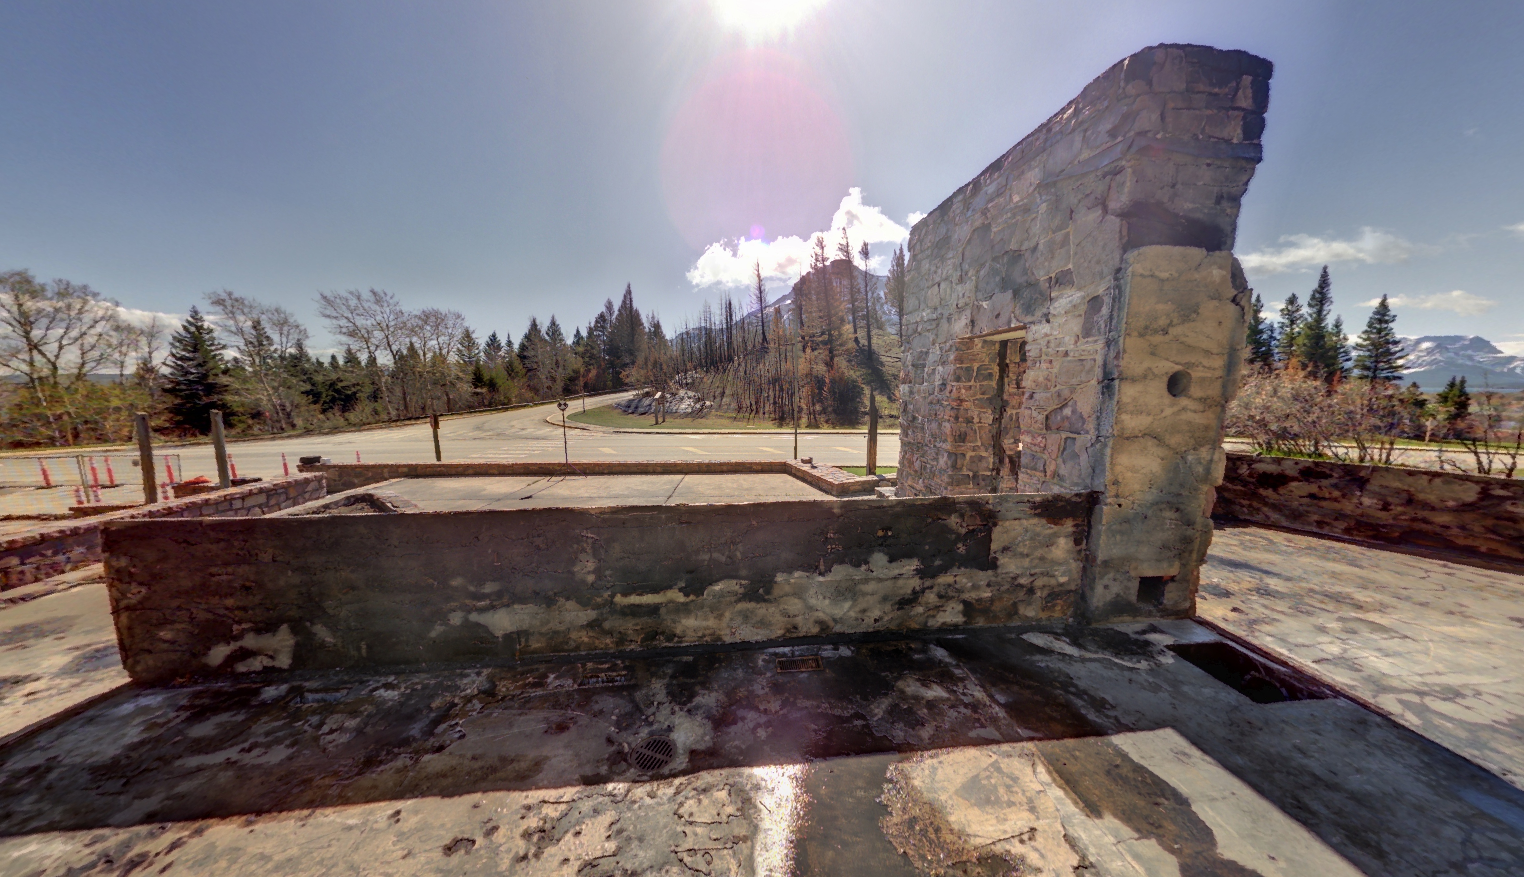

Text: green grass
xmin=838 ymin=466 xmax=897 ymax=476
xmin=569 ymin=405 xmax=897 ymax=432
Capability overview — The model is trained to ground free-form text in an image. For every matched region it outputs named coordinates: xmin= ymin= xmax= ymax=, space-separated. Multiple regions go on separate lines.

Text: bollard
xmin=211 ymin=410 xmax=232 ymax=489
xmin=134 ymin=413 xmax=158 ymax=505
xmin=281 ymin=452 xmax=290 ymax=476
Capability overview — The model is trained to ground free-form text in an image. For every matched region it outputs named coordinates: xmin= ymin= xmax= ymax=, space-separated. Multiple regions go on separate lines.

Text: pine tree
xmin=608 ymin=284 xmax=646 ymax=384
xmin=1276 ymin=293 xmax=1303 ymax=365
xmin=1294 ymin=266 xmax=1343 ymax=377
xmin=1331 ymin=315 xmax=1351 ymax=377
xmin=1244 ymin=293 xmax=1276 ymax=367
xmin=887 ymin=244 xmax=908 ymax=343
xmin=1436 ymin=376 xmax=1471 ymax=433
xmin=1352 ymin=295 xmax=1407 ymax=383
xmin=162 ymin=306 xmax=231 ymax=433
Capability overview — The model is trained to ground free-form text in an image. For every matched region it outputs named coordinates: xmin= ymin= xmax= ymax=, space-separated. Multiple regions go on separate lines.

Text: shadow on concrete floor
xmin=3 ymin=625 xmax=1524 ymax=875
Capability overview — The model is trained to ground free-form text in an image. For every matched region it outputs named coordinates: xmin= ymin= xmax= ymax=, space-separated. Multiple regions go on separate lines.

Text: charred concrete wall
xmin=104 ymin=493 xmax=1092 ymax=685
xmin=0 ymin=474 xmax=325 ymax=591
xmin=895 ymin=43 xmax=1268 ymax=620
xmin=1216 ymin=453 xmax=1524 ymax=565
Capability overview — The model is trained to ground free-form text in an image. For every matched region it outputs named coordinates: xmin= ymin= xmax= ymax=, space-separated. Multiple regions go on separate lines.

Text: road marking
xmin=834 ymin=447 xmax=857 ymax=453
xmin=680 ymin=447 xmax=709 ymax=455
xmin=758 ymin=447 xmax=784 ymax=454
xmin=600 ymin=447 xmax=618 ymax=454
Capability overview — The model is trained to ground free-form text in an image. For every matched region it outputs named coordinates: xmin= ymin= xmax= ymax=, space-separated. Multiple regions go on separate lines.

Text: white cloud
xmin=906 ymin=211 xmax=927 ymax=227
xmin=1364 ymin=290 xmax=1497 ymax=317
xmin=1240 ymin=227 xmax=1436 ymax=275
xmin=686 ymin=188 xmax=913 ymax=289
xmin=1506 ymin=222 xmax=1524 ymax=239
xmin=1497 ymin=340 xmax=1524 ymax=357
xmin=114 ymin=305 xmax=183 ymax=330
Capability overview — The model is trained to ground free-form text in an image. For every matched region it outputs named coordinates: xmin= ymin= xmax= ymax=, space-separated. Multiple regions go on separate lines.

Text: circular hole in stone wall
xmin=1166 ymin=370 xmax=1193 ymax=398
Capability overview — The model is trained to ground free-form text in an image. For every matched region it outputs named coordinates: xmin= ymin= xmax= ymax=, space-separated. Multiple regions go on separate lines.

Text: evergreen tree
xmin=1276 ymin=293 xmax=1303 ymax=365
xmin=1352 ymin=295 xmax=1407 ymax=383
xmin=887 ymin=244 xmax=908 ymax=343
xmin=1331 ymin=315 xmax=1351 ymax=377
xmin=482 ymin=331 xmax=505 ymax=368
xmin=608 ymin=284 xmax=646 ymax=384
xmin=518 ymin=317 xmax=546 ymax=396
xmin=162 ymin=306 xmax=231 ymax=433
xmin=1436 ymin=376 xmax=1471 ymax=433
xmin=1294 ymin=266 xmax=1343 ymax=378
xmin=455 ymin=327 xmax=480 ymax=366
xmin=1244 ymin=293 xmax=1277 ymax=367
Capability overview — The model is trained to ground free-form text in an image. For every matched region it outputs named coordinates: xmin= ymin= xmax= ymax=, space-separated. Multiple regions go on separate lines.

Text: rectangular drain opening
xmin=776 ymin=655 xmax=823 ymax=673
xmin=1168 ymin=641 xmax=1331 ymax=704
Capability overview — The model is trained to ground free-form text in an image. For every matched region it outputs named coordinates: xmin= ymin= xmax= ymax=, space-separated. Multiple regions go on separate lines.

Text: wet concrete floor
xmin=3 ymin=623 xmax=1523 ymax=875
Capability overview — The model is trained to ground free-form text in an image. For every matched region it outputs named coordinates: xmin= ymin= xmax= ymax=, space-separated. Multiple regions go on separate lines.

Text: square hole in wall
xmin=1137 ymin=575 xmax=1173 ymax=606
xmin=1168 ymin=641 xmax=1332 ymax=704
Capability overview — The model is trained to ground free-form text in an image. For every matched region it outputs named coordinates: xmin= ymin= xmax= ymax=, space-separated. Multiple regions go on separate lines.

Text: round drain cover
xmin=630 ymin=735 xmax=677 ymax=772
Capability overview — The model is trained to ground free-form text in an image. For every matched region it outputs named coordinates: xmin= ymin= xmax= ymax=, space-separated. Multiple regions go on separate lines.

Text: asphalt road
xmin=150 ymin=394 xmax=903 ymax=484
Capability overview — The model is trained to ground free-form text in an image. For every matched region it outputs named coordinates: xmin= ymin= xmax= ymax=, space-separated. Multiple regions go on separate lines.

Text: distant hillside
xmin=1401 ymin=336 xmax=1524 ymax=391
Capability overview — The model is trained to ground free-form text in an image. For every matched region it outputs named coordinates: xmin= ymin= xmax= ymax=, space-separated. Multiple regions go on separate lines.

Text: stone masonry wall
xmin=898 ymin=43 xmax=1269 ymax=499
xmin=895 ymin=44 xmax=1269 ymax=620
xmin=104 ymin=492 xmax=1093 ymax=685
xmin=1 ymin=474 xmax=325 ymax=590
xmin=1216 ymin=453 xmax=1524 ymax=564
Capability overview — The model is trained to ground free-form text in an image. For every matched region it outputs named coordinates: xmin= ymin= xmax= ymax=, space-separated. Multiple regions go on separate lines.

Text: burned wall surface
xmin=895 ymin=43 xmax=1268 ymax=620
xmin=104 ymin=493 xmax=1092 ymax=685
xmin=1216 ymin=453 xmax=1524 ymax=565
xmin=0 ymin=474 xmax=326 ymax=591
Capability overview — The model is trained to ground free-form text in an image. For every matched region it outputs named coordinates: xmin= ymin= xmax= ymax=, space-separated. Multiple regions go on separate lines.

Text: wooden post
xmin=430 ymin=413 xmax=442 ymax=462
xmin=210 ymin=410 xmax=232 ymax=489
xmin=867 ymin=390 xmax=878 ymax=475
xmin=134 ymin=413 xmax=158 ymax=505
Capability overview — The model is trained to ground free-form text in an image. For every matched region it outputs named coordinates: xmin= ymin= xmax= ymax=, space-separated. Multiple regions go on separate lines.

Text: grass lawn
xmin=837 ymin=466 xmax=897 ymax=476
xmin=569 ymin=405 xmax=898 ymax=432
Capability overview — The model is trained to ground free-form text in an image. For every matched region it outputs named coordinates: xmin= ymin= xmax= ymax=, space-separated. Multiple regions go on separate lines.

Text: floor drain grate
xmin=630 ymin=735 xmax=677 ymax=772
xmin=776 ymin=655 xmax=823 ymax=673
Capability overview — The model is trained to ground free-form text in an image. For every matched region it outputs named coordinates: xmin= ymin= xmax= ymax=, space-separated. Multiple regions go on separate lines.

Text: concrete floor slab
xmin=3 ymin=625 xmax=1522 ymax=874
xmin=0 ymin=565 xmax=127 ymax=741
xmin=381 ymin=474 xmax=831 ymax=511
xmin=1201 ymin=524 xmax=1524 ymax=792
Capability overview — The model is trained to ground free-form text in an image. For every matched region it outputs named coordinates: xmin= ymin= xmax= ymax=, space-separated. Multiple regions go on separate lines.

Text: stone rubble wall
xmin=0 ymin=475 xmax=326 ymax=590
xmin=104 ymin=492 xmax=1094 ymax=685
xmin=1215 ymin=453 xmax=1524 ymax=564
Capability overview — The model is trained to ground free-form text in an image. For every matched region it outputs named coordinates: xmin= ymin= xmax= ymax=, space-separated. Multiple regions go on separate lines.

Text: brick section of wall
xmin=897 ymin=44 xmax=1270 ymax=499
xmin=104 ymin=492 xmax=1094 ymax=685
xmin=303 ymin=460 xmax=885 ymax=497
xmin=0 ymin=475 xmax=326 ymax=590
xmin=1216 ymin=453 xmax=1524 ymax=564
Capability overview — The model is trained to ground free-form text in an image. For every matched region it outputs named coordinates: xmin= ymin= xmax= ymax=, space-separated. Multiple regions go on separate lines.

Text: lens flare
xmin=660 ymin=50 xmax=852 ymax=251
xmin=709 ymin=0 xmax=827 ymax=41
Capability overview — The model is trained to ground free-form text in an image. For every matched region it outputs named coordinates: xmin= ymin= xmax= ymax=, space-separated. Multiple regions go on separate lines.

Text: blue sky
xmin=2 ymin=0 xmax=1521 ymax=352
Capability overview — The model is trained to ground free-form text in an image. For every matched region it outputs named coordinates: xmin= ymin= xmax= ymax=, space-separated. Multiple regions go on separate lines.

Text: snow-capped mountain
xmin=1400 ymin=336 xmax=1524 ymax=391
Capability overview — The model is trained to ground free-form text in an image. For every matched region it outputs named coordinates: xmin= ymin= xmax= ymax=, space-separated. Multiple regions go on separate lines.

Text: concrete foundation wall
xmin=0 ymin=474 xmax=326 ymax=590
xmin=1216 ymin=454 xmax=1524 ymax=564
xmin=103 ymin=492 xmax=1093 ymax=685
xmin=303 ymin=460 xmax=886 ymax=496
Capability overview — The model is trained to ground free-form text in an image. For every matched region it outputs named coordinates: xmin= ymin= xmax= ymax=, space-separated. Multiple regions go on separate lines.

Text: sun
xmin=708 ymin=0 xmax=827 ymax=41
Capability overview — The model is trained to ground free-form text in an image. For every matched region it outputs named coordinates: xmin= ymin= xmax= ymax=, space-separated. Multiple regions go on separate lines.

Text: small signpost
xmin=557 ymin=400 xmax=570 ymax=464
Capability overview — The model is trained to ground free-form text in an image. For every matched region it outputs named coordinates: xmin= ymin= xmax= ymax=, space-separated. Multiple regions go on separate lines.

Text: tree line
xmin=0 ymin=268 xmax=670 ymax=447
xmin=656 ymin=234 xmax=909 ymax=429
xmin=1229 ymin=264 xmax=1521 ymax=475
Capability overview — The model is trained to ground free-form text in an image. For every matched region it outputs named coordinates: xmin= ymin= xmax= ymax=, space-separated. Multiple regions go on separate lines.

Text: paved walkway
xmin=1200 ymin=524 xmax=1524 ymax=790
